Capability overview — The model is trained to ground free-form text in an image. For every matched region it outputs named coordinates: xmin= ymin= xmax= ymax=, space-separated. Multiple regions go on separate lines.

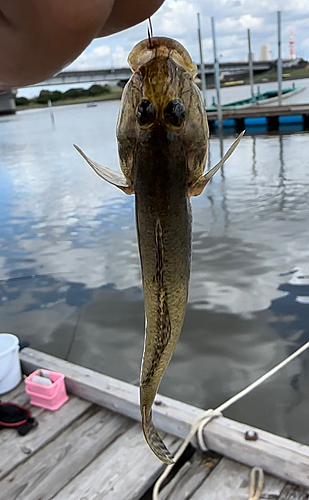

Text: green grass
xmin=254 ymin=66 xmax=309 ymax=83
xmin=17 ymin=88 xmax=123 ymax=111
xmin=17 ymin=66 xmax=309 ymax=112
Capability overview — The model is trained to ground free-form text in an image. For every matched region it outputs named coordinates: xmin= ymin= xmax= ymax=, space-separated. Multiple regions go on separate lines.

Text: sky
xmin=19 ymin=0 xmax=309 ymax=98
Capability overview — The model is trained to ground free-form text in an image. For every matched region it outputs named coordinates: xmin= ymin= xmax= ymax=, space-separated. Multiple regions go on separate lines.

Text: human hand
xmin=0 ymin=0 xmax=164 ymax=91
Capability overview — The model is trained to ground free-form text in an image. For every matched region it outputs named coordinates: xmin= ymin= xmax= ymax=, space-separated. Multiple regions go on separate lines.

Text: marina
xmin=206 ymin=85 xmax=306 ymax=111
xmin=1 ymin=348 xmax=309 ymax=499
xmin=207 ymin=102 xmax=309 ymax=131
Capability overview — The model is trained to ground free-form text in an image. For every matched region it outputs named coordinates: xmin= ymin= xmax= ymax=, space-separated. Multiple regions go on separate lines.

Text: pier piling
xmin=267 ymin=116 xmax=279 ymax=130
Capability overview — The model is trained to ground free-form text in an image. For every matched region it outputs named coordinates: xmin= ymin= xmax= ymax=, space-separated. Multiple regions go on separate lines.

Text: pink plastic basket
xmin=25 ymin=370 xmax=68 ymax=411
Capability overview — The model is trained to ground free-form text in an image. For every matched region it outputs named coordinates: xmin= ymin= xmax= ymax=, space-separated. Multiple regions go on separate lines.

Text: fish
xmin=74 ymin=36 xmax=244 ymax=465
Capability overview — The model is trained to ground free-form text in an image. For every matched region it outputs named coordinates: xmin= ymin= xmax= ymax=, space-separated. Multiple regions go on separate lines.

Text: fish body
xmin=74 ymin=37 xmax=244 ymax=464
xmin=134 ymin=127 xmax=191 ymax=463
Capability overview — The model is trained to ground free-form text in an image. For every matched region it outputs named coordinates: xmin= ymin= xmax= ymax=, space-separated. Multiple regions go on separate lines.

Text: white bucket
xmin=0 ymin=334 xmax=22 ymax=394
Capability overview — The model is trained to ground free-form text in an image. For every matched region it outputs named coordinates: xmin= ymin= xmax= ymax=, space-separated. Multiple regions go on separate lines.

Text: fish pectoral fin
xmin=188 ymin=130 xmax=245 ymax=197
xmin=74 ymin=144 xmax=134 ymax=194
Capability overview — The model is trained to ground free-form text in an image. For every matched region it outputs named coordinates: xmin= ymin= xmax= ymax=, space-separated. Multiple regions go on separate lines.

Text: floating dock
xmin=207 ymin=103 xmax=309 ymax=132
xmin=1 ymin=348 xmax=309 ymax=499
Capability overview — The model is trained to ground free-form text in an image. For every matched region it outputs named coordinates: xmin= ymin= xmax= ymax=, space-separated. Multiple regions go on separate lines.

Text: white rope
xmin=249 ymin=467 xmax=264 ymax=500
xmin=152 ymin=409 xmax=221 ymax=500
xmin=214 ymin=340 xmax=309 ymax=414
xmin=153 ymin=340 xmax=309 ymax=500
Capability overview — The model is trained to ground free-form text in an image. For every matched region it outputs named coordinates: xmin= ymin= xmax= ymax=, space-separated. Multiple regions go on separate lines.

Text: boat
xmin=223 ymin=80 xmax=245 ymax=87
xmin=207 ymin=83 xmax=306 ymax=111
xmin=87 ymin=102 xmax=97 ymax=108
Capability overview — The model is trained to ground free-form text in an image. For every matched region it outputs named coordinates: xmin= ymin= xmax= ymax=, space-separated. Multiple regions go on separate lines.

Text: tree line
xmin=16 ymin=84 xmax=112 ymax=106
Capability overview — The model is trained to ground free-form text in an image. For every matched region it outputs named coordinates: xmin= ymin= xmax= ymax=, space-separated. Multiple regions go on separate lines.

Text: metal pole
xmin=47 ymin=99 xmax=55 ymax=126
xmin=277 ymin=11 xmax=282 ymax=106
xmin=211 ymin=17 xmax=222 ymax=132
xmin=197 ymin=13 xmax=207 ymax=106
xmin=247 ymin=29 xmax=254 ymax=100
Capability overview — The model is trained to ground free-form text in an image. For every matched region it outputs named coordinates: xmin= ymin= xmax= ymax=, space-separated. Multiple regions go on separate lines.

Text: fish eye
xmin=164 ymin=99 xmax=186 ymax=127
xmin=136 ymin=99 xmax=156 ymax=126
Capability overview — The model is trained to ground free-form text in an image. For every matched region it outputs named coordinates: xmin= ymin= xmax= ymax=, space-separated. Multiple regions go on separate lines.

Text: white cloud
xmin=70 ymin=44 xmax=112 ymax=70
xmin=60 ymin=0 xmax=309 ymax=72
xmin=153 ymin=0 xmax=197 ymax=37
xmin=92 ymin=46 xmax=111 ymax=58
xmin=217 ymin=14 xmax=263 ymax=32
xmin=68 ymin=42 xmax=129 ymax=71
xmin=112 ymin=46 xmax=128 ymax=68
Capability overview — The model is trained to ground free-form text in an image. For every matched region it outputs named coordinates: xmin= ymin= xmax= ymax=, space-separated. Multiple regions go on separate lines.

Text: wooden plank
xmin=202 ymin=418 xmax=309 ymax=488
xmin=0 ymin=381 xmax=28 ymax=402
xmin=0 ymin=406 xmax=132 ymax=500
xmin=0 ymin=382 xmax=46 ymax=451
xmin=20 ymin=349 xmax=309 ymax=488
xmin=0 ymin=388 xmax=91 ymax=480
xmin=53 ymin=424 xmax=181 ymax=500
xmin=191 ymin=457 xmax=285 ymax=500
xmin=279 ymin=484 xmax=309 ymax=500
xmin=20 ymin=348 xmax=203 ymax=440
xmin=159 ymin=452 xmax=220 ymax=500
xmin=0 ymin=381 xmax=51 ymax=424
xmin=207 ymin=103 xmax=309 ymax=121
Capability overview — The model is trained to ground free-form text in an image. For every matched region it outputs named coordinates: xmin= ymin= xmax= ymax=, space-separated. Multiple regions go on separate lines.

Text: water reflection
xmin=278 ymin=135 xmax=286 ymax=213
xmin=251 ymin=136 xmax=257 ymax=179
xmin=0 ymin=102 xmax=309 ymax=445
xmin=226 ymin=272 xmax=309 ymax=444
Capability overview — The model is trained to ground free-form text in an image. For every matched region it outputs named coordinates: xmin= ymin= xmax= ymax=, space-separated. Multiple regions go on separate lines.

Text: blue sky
xmin=20 ymin=0 xmax=309 ymax=98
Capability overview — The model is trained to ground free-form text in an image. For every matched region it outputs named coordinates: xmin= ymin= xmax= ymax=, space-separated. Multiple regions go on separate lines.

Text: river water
xmin=0 ymin=86 xmax=309 ymax=446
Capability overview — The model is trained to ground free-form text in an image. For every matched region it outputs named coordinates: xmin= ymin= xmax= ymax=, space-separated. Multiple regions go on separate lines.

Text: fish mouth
xmin=128 ymin=36 xmax=197 ymax=77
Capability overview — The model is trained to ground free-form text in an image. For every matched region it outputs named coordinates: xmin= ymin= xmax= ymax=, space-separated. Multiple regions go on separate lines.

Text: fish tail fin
xmin=142 ymin=406 xmax=175 ymax=465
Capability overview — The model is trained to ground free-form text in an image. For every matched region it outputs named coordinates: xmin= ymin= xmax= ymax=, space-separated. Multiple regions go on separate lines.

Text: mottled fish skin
xmin=134 ymin=127 xmax=192 ymax=464
xmin=74 ymin=37 xmax=243 ymax=464
xmin=116 ymin=39 xmax=208 ymax=464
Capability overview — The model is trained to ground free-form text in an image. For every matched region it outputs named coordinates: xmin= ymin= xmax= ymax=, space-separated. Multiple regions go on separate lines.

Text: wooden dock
xmin=1 ymin=348 xmax=309 ymax=499
xmin=207 ymin=103 xmax=309 ymax=131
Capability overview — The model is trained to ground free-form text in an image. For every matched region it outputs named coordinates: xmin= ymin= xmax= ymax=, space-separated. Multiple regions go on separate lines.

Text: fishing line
xmin=148 ymin=18 xmax=154 ymax=48
xmin=153 ymin=339 xmax=309 ymax=500
xmin=64 ymin=306 xmax=83 ymax=361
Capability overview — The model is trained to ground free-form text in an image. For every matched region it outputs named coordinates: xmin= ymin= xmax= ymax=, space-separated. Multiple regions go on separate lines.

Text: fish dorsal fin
xmin=74 ymin=144 xmax=134 ymax=194
xmin=189 ymin=131 xmax=245 ymax=197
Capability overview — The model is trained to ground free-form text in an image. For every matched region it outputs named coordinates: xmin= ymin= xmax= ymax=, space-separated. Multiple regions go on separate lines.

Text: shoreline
xmin=16 ymin=73 xmax=309 ymax=111
xmin=16 ymin=88 xmax=122 ymax=111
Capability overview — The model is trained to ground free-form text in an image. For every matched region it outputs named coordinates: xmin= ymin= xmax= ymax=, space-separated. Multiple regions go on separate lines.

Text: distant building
xmin=260 ymin=44 xmax=272 ymax=61
xmin=289 ymin=30 xmax=296 ymax=60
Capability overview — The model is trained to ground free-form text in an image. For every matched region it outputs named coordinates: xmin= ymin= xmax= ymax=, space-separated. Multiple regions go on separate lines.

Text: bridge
xmin=30 ymin=60 xmax=274 ymax=87
xmin=0 ymin=90 xmax=16 ymax=115
xmin=32 ymin=68 xmax=131 ymax=87
xmin=0 ymin=60 xmax=274 ymax=115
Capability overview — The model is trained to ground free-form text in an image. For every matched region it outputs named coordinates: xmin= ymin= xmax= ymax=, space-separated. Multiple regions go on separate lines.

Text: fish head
xmin=116 ymin=37 xmax=209 ymax=192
